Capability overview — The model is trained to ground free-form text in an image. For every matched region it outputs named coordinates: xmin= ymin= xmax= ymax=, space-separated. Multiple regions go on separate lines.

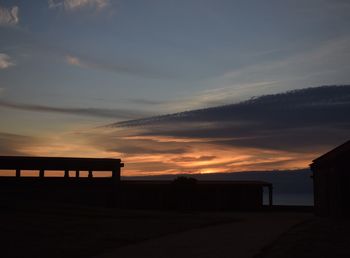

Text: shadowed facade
xmin=310 ymin=140 xmax=350 ymax=217
xmin=119 ymin=180 xmax=272 ymax=211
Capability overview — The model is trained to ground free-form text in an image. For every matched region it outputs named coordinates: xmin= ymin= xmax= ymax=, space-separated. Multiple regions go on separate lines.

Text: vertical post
xmin=88 ymin=170 xmax=93 ymax=178
xmin=112 ymin=168 xmax=121 ymax=181
xmin=76 ymin=170 xmax=80 ymax=178
xmin=112 ymin=162 xmax=123 ymax=184
xmin=39 ymin=169 xmax=45 ymax=178
xmin=16 ymin=169 xmax=21 ymax=178
xmin=268 ymin=185 xmax=273 ymax=207
xmin=64 ymin=170 xmax=69 ymax=178
xmin=112 ymin=163 xmax=123 ymax=207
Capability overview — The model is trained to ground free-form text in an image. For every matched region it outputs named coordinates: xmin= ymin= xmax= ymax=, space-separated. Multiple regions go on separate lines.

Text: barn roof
xmin=121 ymin=180 xmax=272 ymax=186
xmin=0 ymin=156 xmax=123 ymax=171
xmin=310 ymin=140 xmax=350 ymax=168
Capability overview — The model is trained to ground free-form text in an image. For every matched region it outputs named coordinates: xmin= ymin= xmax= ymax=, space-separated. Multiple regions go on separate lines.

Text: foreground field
xmin=96 ymin=210 xmax=310 ymax=258
xmin=0 ymin=200 xmax=239 ymax=258
xmin=0 ymin=200 xmax=314 ymax=258
xmin=256 ymin=218 xmax=350 ymax=258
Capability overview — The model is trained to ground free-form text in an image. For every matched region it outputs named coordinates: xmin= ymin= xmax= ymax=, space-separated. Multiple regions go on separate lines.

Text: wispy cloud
xmin=0 ymin=132 xmax=37 ymax=155
xmin=64 ymin=54 xmax=171 ymax=79
xmin=83 ymin=127 xmax=313 ymax=175
xmin=134 ymin=37 xmax=350 ymax=114
xmin=171 ymin=155 xmax=216 ymax=163
xmin=48 ymin=0 xmax=110 ymax=11
xmin=109 ymin=85 xmax=350 ymax=153
xmin=223 ymin=37 xmax=350 ymax=82
xmin=65 ymin=55 xmax=85 ymax=67
xmin=0 ymin=99 xmax=152 ymax=120
xmin=174 ymin=81 xmax=279 ymax=111
xmin=0 ymin=5 xmax=18 ymax=26
xmin=126 ymin=98 xmax=166 ymax=106
xmin=0 ymin=53 xmax=15 ymax=69
xmin=0 ymin=131 xmax=99 ymax=158
xmin=123 ymin=81 xmax=279 ymax=114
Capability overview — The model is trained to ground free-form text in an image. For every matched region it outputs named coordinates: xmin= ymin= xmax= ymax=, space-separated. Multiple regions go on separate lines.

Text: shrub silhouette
xmin=172 ymin=176 xmax=197 ymax=185
xmin=171 ymin=176 xmax=198 ymax=210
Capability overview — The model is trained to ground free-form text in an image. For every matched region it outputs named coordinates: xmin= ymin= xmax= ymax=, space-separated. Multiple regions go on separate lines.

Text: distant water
xmin=264 ymin=192 xmax=313 ymax=206
xmin=125 ymin=169 xmax=315 ymax=206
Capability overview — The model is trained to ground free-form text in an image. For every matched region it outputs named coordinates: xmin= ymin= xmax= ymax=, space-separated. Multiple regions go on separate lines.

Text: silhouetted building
xmin=0 ymin=156 xmax=123 ymax=206
xmin=118 ymin=180 xmax=272 ymax=211
xmin=310 ymin=140 xmax=350 ymax=217
xmin=0 ymin=156 xmax=123 ymax=179
xmin=0 ymin=156 xmax=272 ymax=210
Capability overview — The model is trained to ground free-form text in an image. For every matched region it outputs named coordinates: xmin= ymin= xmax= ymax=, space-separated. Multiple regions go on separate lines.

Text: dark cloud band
xmin=0 ymin=100 xmax=151 ymax=120
xmin=108 ymin=85 xmax=350 ymax=152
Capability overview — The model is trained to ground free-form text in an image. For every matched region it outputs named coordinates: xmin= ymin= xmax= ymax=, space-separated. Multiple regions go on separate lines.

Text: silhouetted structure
xmin=0 ymin=156 xmax=272 ymax=210
xmin=310 ymin=140 xmax=350 ymax=217
xmin=0 ymin=156 xmax=123 ymax=206
xmin=119 ymin=180 xmax=272 ymax=211
xmin=0 ymin=156 xmax=123 ymax=180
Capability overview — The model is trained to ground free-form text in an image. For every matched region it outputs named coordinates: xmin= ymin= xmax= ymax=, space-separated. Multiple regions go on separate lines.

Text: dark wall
xmin=123 ymin=169 xmax=313 ymax=195
xmin=0 ymin=177 xmax=118 ymax=207
xmin=0 ymin=178 xmax=265 ymax=211
xmin=118 ymin=182 xmax=264 ymax=211
xmin=312 ymin=160 xmax=350 ymax=217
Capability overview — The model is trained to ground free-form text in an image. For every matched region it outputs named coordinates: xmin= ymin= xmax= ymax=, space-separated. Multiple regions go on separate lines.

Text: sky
xmin=1 ymin=0 xmax=350 ymax=176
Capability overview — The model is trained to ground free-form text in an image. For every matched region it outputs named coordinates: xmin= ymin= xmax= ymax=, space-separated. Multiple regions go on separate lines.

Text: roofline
xmin=0 ymin=156 xmax=121 ymax=161
xmin=121 ymin=180 xmax=272 ymax=186
xmin=0 ymin=156 xmax=123 ymax=171
xmin=311 ymin=140 xmax=350 ymax=167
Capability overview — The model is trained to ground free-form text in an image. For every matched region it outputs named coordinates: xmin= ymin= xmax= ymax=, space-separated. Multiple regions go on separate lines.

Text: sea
xmin=263 ymin=192 xmax=313 ymax=206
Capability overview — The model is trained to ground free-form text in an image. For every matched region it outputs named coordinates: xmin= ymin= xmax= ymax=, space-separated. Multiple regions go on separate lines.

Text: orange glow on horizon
xmin=4 ymin=128 xmax=318 ymax=177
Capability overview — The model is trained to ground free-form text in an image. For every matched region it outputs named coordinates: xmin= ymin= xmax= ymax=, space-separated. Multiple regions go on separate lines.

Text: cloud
xmin=64 ymin=54 xmax=171 ymax=79
xmin=166 ymin=81 xmax=279 ymax=112
xmin=116 ymin=35 xmax=350 ymax=112
xmin=84 ymin=125 xmax=313 ymax=175
xmin=120 ymin=81 xmax=279 ymax=114
xmin=65 ymin=55 xmax=83 ymax=67
xmin=0 ymin=132 xmax=37 ymax=155
xmin=0 ymin=53 xmax=15 ymax=69
xmin=0 ymin=99 xmax=152 ymax=120
xmin=109 ymin=85 xmax=350 ymax=153
xmin=0 ymin=131 xmax=99 ymax=158
xmin=209 ymin=36 xmax=350 ymax=103
xmin=126 ymin=98 xmax=166 ymax=106
xmin=0 ymin=5 xmax=19 ymax=26
xmin=92 ymin=136 xmax=192 ymax=155
xmin=48 ymin=0 xmax=110 ymax=11
xmin=171 ymin=155 xmax=216 ymax=163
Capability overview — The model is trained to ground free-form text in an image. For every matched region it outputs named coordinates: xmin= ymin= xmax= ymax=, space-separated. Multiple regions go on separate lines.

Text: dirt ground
xmin=3 ymin=200 xmax=340 ymax=258
xmin=0 ymin=200 xmax=239 ymax=258
xmin=95 ymin=211 xmax=311 ymax=258
xmin=255 ymin=217 xmax=350 ymax=258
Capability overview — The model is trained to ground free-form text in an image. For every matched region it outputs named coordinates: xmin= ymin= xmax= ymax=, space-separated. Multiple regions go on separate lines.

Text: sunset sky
xmin=1 ymin=0 xmax=350 ymax=175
